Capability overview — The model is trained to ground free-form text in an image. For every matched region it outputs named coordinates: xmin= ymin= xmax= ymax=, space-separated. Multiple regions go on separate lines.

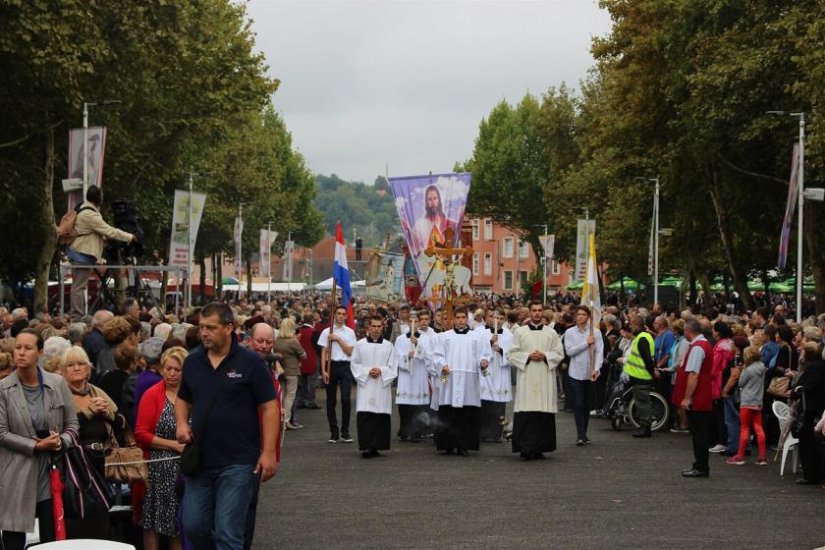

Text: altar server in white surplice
xmin=395 ymin=309 xmax=436 ymax=442
xmin=478 ymin=308 xmax=514 ymax=443
xmin=432 ymin=307 xmax=491 ymax=456
xmin=508 ymin=300 xmax=565 ymax=460
xmin=351 ymin=316 xmax=398 ymax=458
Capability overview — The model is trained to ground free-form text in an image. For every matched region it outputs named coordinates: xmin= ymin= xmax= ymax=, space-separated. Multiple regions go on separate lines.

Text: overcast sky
xmin=246 ymin=0 xmax=613 ymax=186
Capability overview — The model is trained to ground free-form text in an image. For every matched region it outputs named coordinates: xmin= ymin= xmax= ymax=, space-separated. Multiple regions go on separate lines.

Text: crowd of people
xmin=0 ymin=291 xmax=823 ymax=548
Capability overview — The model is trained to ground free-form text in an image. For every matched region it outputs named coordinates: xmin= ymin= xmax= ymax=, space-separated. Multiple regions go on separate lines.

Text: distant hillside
xmin=313 ymin=174 xmax=401 ymax=248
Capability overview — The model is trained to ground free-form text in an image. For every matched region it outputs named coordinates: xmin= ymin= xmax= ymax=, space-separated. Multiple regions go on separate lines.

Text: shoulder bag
xmin=180 ymin=375 xmax=226 ymax=476
xmin=105 ymin=414 xmax=149 ymax=483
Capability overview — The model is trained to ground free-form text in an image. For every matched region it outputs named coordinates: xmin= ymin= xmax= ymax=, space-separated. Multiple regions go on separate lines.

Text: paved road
xmin=256 ymin=394 xmax=825 ymax=550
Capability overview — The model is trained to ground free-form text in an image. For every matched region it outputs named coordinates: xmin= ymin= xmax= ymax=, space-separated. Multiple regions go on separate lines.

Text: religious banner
xmin=402 ymin=247 xmax=422 ymax=305
xmin=778 ymin=143 xmax=800 ymax=269
xmin=259 ymin=229 xmax=278 ymax=279
xmin=67 ymin=126 xmax=107 ymax=210
xmin=574 ymin=219 xmax=596 ymax=281
xmin=365 ymin=250 xmax=404 ymax=303
xmin=388 ymin=172 xmax=472 ymax=309
xmin=168 ymin=190 xmax=207 ymax=269
xmin=233 ymin=216 xmax=244 ymax=277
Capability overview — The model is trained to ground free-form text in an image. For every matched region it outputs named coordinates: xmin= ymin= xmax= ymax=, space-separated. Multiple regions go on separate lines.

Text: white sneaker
xmin=708 ymin=444 xmax=726 ymax=453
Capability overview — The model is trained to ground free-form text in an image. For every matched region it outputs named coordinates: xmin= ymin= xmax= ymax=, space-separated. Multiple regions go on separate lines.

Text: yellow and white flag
xmin=581 ymin=232 xmax=601 ymax=329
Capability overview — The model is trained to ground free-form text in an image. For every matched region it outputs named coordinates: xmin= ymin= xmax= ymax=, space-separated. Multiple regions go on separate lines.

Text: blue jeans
xmin=568 ymin=378 xmax=593 ymax=439
xmin=183 ymin=464 xmax=260 ymax=550
xmin=723 ymin=395 xmax=740 ymax=454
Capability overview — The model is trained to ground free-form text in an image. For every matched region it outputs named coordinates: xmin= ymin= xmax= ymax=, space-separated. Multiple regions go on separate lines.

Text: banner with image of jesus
xmin=388 ymin=173 xmax=472 ymax=310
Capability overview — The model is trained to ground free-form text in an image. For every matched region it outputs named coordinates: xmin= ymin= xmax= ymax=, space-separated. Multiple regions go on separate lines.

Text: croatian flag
xmin=333 ymin=222 xmax=355 ymax=327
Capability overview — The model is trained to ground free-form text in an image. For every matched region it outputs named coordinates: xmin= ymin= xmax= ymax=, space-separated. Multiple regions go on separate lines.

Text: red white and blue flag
xmin=333 ymin=222 xmax=355 ymax=327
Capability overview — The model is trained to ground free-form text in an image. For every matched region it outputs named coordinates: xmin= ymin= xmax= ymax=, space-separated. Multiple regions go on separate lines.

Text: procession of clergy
xmin=341 ymin=300 xmax=568 ymax=460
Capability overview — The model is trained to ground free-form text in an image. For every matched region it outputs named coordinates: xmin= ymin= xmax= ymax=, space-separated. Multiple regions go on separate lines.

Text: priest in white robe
xmin=478 ymin=309 xmax=514 ymax=442
xmin=508 ymin=300 xmax=565 ymax=460
xmin=395 ymin=309 xmax=436 ymax=441
xmin=351 ymin=316 xmax=398 ymax=458
xmin=432 ymin=307 xmax=491 ymax=455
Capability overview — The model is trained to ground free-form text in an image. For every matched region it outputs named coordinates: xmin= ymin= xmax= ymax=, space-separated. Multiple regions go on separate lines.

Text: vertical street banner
xmin=778 ymin=143 xmax=800 ymax=269
xmin=575 ymin=219 xmax=596 ymax=281
xmin=67 ymin=126 xmax=107 ymax=210
xmin=365 ymin=250 xmax=404 ymax=303
xmin=282 ymin=239 xmax=295 ymax=281
xmin=388 ymin=172 xmax=472 ymax=309
xmin=168 ymin=190 xmax=207 ymax=268
xmin=539 ymin=234 xmax=555 ymax=261
xmin=259 ymin=229 xmax=278 ymax=279
xmin=234 ymin=216 xmax=244 ymax=278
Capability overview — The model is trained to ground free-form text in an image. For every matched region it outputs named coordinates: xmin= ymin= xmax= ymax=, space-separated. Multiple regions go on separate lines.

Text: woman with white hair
xmin=58 ymin=346 xmax=118 ymax=538
xmin=41 ymin=336 xmax=71 ymax=373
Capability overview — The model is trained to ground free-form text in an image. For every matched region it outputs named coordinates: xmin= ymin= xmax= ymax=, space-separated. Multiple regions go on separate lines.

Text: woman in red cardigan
xmin=135 ymin=346 xmax=188 ymax=550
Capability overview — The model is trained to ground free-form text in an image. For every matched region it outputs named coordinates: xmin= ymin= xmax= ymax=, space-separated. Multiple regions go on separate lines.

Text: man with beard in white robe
xmin=432 ymin=307 xmax=491 ymax=456
xmin=395 ymin=309 xmax=436 ymax=442
xmin=508 ymin=300 xmax=565 ymax=460
xmin=351 ymin=316 xmax=398 ymax=458
xmin=478 ymin=308 xmax=513 ymax=443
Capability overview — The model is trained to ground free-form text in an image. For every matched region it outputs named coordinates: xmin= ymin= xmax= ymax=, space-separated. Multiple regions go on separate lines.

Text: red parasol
xmin=49 ymin=461 xmax=67 ymax=540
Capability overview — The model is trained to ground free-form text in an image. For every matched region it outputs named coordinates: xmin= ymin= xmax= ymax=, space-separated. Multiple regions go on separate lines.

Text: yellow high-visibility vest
xmin=624 ymin=331 xmax=654 ymax=380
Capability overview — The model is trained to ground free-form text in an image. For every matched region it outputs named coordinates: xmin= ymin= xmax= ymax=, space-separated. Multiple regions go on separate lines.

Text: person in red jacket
xmin=296 ymin=313 xmax=321 ymax=409
xmin=134 ymin=346 xmax=188 ymax=550
xmin=676 ymin=319 xmax=715 ymax=478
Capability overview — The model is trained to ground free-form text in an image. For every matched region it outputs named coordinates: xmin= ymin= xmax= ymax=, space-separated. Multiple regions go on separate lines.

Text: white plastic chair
xmin=772 ymin=400 xmax=799 ymax=476
xmin=29 ymin=540 xmax=135 ymax=549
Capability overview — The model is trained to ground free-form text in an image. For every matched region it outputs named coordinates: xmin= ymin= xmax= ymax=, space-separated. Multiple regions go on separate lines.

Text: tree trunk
xmin=216 ymin=254 xmax=223 ymax=298
xmin=34 ymin=127 xmax=57 ymax=315
xmin=707 ymin=167 xmax=754 ymax=311
xmin=198 ymin=255 xmax=206 ymax=302
xmin=246 ymin=257 xmax=253 ymax=295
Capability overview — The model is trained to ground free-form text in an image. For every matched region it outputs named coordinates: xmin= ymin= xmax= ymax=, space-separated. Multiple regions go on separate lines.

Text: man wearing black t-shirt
xmin=176 ymin=302 xmax=278 ymax=549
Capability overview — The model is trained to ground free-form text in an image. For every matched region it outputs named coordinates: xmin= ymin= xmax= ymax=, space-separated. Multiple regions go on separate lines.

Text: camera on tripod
xmin=104 ymin=200 xmax=146 ymax=264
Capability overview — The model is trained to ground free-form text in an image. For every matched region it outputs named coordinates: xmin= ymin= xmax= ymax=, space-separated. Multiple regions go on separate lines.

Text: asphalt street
xmin=256 ymin=392 xmax=825 ymax=550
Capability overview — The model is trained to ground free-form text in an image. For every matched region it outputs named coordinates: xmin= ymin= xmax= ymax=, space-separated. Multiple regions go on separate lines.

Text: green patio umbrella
xmin=607 ymin=277 xmax=638 ymax=291
xmin=566 ymin=281 xmax=584 ymax=291
xmin=769 ymin=281 xmax=793 ymax=293
xmin=660 ymin=276 xmax=683 ymax=288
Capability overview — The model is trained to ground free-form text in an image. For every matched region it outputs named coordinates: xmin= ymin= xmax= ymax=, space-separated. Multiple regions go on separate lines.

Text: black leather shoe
xmin=681 ymin=469 xmax=709 ymax=478
xmin=632 ymin=428 xmax=652 ymax=438
xmin=795 ymin=478 xmax=817 ymax=485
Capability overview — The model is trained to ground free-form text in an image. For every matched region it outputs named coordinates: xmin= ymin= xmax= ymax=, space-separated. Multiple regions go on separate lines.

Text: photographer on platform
xmin=68 ymin=186 xmax=136 ymax=321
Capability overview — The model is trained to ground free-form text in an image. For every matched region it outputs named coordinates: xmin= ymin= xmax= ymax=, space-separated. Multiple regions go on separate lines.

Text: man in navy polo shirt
xmin=176 ymin=302 xmax=278 ymax=550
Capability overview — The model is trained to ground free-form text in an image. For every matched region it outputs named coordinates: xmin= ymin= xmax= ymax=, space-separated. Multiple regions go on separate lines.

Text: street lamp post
xmin=237 ymin=203 xmax=245 ymax=292
xmin=266 ymin=221 xmax=274 ymax=304
xmin=768 ymin=111 xmax=805 ymax=322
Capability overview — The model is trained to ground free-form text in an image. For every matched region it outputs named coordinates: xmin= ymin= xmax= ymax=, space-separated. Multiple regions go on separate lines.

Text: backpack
xmin=57 ymin=205 xmax=93 ymax=246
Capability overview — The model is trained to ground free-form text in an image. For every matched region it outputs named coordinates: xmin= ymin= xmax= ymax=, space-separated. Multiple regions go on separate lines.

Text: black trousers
xmin=479 ymin=400 xmax=506 ymax=441
xmin=688 ymin=410 xmax=712 ymax=473
xmin=799 ymin=414 xmax=824 ymax=483
xmin=2 ymin=499 xmax=56 ymax=550
xmin=326 ymin=361 xmax=353 ymax=437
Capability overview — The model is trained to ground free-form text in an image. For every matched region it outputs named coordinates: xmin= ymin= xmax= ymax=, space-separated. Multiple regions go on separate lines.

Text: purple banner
xmin=388 ymin=173 xmax=472 ymax=309
xmin=778 ymin=143 xmax=799 ymax=269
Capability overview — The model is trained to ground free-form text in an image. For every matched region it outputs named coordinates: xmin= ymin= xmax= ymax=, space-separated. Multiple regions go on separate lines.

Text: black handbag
xmin=62 ymin=430 xmax=115 ymax=520
xmin=180 ymin=377 xmax=225 ymax=476
xmin=179 ymin=442 xmax=201 ymax=476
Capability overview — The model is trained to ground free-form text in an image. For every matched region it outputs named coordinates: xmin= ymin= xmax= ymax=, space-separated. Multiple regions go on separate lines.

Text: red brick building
xmin=467 ymin=218 xmax=571 ymax=295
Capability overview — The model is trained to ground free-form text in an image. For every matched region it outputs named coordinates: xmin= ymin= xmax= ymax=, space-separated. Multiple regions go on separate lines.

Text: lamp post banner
xmin=778 ymin=143 xmax=799 ymax=269
xmin=260 ymin=229 xmax=278 ymax=279
xmin=67 ymin=126 xmax=107 ymax=210
xmin=539 ymin=234 xmax=555 ymax=260
xmin=575 ymin=219 xmax=596 ymax=281
xmin=169 ymin=190 xmax=207 ymax=268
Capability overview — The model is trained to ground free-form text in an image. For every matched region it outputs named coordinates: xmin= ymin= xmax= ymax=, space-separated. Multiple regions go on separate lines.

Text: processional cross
xmin=423 ymin=227 xmax=473 ymax=325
